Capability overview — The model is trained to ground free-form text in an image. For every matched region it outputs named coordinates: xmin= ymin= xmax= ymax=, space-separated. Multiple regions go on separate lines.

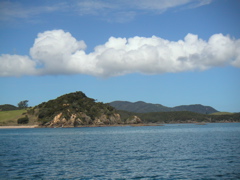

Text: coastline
xmin=0 ymin=122 xmax=239 ymax=129
xmin=0 ymin=123 xmax=162 ymax=129
xmin=0 ymin=125 xmax=38 ymax=129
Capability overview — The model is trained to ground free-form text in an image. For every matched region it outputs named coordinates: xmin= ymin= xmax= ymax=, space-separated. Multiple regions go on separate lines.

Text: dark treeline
xmin=117 ymin=110 xmax=240 ymax=124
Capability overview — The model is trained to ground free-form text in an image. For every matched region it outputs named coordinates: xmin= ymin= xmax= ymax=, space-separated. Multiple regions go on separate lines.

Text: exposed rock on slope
xmin=28 ymin=91 xmax=140 ymax=127
xmin=44 ymin=112 xmax=122 ymax=127
xmin=126 ymin=115 xmax=142 ymax=124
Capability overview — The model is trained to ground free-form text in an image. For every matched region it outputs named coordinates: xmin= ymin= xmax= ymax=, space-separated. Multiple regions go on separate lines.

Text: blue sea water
xmin=0 ymin=123 xmax=240 ymax=179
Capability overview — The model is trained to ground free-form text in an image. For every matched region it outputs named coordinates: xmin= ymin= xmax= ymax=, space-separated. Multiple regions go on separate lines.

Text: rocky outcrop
xmin=93 ymin=113 xmax=122 ymax=125
xmin=42 ymin=112 xmax=124 ymax=127
xmin=125 ymin=115 xmax=142 ymax=124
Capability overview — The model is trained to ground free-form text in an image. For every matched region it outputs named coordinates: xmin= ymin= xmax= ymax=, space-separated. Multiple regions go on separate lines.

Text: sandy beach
xmin=0 ymin=125 xmax=38 ymax=129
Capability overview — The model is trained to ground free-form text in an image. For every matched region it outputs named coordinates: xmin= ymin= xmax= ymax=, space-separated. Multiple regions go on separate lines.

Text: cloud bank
xmin=1 ymin=29 xmax=240 ymax=77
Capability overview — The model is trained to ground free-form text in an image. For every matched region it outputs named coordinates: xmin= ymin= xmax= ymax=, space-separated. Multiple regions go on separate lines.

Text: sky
xmin=0 ymin=0 xmax=240 ymax=112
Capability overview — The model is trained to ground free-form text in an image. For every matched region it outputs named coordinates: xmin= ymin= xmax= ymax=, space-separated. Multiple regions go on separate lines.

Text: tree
xmin=17 ymin=116 xmax=29 ymax=124
xmin=18 ymin=100 xmax=28 ymax=109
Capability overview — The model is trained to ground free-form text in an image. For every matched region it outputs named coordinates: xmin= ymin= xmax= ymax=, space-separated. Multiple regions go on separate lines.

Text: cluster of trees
xmin=18 ymin=100 xmax=28 ymax=109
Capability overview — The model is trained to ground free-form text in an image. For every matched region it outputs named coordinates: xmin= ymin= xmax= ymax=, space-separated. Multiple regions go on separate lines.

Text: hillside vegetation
xmin=27 ymin=91 xmax=141 ymax=127
xmin=118 ymin=110 xmax=240 ymax=124
xmin=140 ymin=112 xmax=240 ymax=123
xmin=110 ymin=101 xmax=218 ymax=114
xmin=210 ymin=112 xmax=234 ymax=115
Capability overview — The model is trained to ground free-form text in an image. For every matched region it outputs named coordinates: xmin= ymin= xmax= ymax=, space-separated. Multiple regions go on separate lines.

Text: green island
xmin=0 ymin=91 xmax=239 ymax=128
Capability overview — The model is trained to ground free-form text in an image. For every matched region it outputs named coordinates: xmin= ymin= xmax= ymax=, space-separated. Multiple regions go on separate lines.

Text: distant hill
xmin=172 ymin=104 xmax=218 ymax=114
xmin=109 ymin=101 xmax=218 ymax=114
xmin=0 ymin=104 xmax=18 ymax=111
xmin=110 ymin=101 xmax=170 ymax=113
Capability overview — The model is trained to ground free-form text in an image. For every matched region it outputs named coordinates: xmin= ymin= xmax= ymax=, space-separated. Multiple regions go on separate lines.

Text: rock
xmin=126 ymin=115 xmax=142 ymax=124
xmin=43 ymin=112 xmax=123 ymax=127
xmin=93 ymin=113 xmax=122 ymax=125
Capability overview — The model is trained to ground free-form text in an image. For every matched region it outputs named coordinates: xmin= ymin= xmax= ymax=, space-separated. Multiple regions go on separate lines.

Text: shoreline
xmin=0 ymin=122 xmax=239 ymax=129
xmin=0 ymin=125 xmax=38 ymax=129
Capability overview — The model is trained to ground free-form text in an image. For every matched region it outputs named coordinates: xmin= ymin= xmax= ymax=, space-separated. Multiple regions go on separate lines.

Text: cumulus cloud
xmin=30 ymin=30 xmax=86 ymax=74
xmin=0 ymin=54 xmax=37 ymax=76
xmin=0 ymin=29 xmax=239 ymax=77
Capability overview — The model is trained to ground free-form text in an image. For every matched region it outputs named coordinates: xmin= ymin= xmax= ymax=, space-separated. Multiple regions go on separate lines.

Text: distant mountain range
xmin=109 ymin=101 xmax=218 ymax=114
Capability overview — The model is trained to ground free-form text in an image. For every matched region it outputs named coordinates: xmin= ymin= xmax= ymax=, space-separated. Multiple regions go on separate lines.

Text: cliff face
xmin=43 ymin=112 xmax=122 ymax=127
xmin=28 ymin=91 xmax=141 ymax=127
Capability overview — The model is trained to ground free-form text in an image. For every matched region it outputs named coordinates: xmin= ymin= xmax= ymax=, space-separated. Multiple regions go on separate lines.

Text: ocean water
xmin=0 ymin=123 xmax=240 ymax=179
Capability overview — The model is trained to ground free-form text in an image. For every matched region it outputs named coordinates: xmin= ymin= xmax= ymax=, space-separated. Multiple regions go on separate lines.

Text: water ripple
xmin=0 ymin=123 xmax=240 ymax=179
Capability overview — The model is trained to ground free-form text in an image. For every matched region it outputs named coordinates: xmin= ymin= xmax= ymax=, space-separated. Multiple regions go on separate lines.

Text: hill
xmin=27 ymin=91 xmax=141 ymax=127
xmin=172 ymin=104 xmax=218 ymax=114
xmin=0 ymin=104 xmax=18 ymax=111
xmin=1 ymin=92 xmax=238 ymax=127
xmin=110 ymin=101 xmax=170 ymax=113
xmin=109 ymin=101 xmax=218 ymax=114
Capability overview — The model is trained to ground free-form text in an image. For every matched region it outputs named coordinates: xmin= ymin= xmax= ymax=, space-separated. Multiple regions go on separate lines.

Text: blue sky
xmin=0 ymin=0 xmax=240 ymax=112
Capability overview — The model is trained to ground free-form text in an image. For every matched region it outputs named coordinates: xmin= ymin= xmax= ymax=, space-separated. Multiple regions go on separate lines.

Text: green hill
xmin=110 ymin=101 xmax=218 ymax=114
xmin=0 ymin=104 xmax=18 ymax=111
xmin=28 ymin=91 xmax=141 ymax=127
xmin=1 ymin=92 xmax=238 ymax=127
xmin=110 ymin=101 xmax=170 ymax=113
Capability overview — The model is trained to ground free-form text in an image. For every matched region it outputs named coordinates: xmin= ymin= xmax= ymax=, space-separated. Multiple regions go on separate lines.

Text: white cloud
xmin=0 ymin=54 xmax=36 ymax=76
xmin=30 ymin=30 xmax=87 ymax=75
xmin=0 ymin=29 xmax=239 ymax=77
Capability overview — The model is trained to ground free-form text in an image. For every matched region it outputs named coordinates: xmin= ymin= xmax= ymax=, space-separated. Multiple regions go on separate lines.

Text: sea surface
xmin=0 ymin=123 xmax=240 ymax=179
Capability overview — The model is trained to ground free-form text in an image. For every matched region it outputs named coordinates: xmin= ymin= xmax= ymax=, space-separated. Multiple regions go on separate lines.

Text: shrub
xmin=17 ymin=116 xmax=29 ymax=124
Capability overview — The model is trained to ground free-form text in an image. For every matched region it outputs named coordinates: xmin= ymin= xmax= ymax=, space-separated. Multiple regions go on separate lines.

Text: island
xmin=0 ymin=91 xmax=239 ymax=128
